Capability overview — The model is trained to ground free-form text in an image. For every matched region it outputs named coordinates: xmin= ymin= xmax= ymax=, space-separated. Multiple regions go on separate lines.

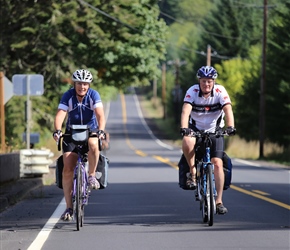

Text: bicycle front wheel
xmin=206 ymin=163 xmax=215 ymax=226
xmin=75 ymin=163 xmax=83 ymax=231
xmin=199 ymin=177 xmax=208 ymax=223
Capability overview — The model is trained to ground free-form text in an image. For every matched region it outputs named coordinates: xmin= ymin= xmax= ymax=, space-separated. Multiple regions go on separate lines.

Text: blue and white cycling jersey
xmin=58 ymin=88 xmax=103 ymax=131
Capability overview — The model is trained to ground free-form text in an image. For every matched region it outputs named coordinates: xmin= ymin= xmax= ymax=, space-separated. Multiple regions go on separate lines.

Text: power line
xmin=77 ymin=0 xmax=241 ymax=60
xmin=145 ymin=4 xmax=184 ymax=24
xmin=151 ymin=3 xmax=264 ymax=41
xmin=201 ymin=28 xmax=241 ymax=40
xmin=78 ymin=0 xmax=138 ymax=32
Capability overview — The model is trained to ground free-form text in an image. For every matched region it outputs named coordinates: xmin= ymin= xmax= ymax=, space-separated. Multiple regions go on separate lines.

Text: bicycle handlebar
xmin=187 ymin=129 xmax=229 ymax=138
xmin=57 ymin=131 xmax=104 ymax=152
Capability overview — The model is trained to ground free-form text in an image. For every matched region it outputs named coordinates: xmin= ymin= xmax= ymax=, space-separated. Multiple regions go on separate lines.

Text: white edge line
xmin=234 ymin=159 xmax=261 ymax=167
xmin=133 ymin=93 xmax=174 ymax=150
xmin=27 ymin=198 xmax=65 ymax=250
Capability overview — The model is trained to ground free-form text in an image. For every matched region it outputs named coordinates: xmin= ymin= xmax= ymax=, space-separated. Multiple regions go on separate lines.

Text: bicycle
xmin=57 ymin=125 xmax=103 ymax=231
xmin=188 ymin=129 xmax=228 ymax=226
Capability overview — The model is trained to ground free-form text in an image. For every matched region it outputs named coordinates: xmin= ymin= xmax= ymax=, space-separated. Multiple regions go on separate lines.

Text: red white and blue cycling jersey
xmin=58 ymin=88 xmax=103 ymax=131
xmin=183 ymin=83 xmax=231 ymax=132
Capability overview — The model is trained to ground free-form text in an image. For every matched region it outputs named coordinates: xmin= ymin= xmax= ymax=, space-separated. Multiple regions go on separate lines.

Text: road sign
xmin=4 ymin=76 xmax=13 ymax=104
xmin=12 ymin=74 xmax=44 ymax=149
xmin=22 ymin=133 xmax=40 ymax=144
xmin=12 ymin=74 xmax=44 ymax=96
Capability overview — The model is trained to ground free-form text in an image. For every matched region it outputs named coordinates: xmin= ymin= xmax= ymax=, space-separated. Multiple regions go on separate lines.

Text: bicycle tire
xmin=201 ymin=199 xmax=208 ymax=223
xmin=80 ymin=171 xmax=85 ymax=228
xmin=199 ymin=177 xmax=208 ymax=223
xmin=206 ymin=163 xmax=214 ymax=226
xmin=76 ymin=163 xmax=82 ymax=231
xmin=80 ymin=166 xmax=86 ymax=227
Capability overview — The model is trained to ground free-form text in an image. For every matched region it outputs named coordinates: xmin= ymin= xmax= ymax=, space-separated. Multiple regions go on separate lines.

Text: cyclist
xmin=180 ymin=66 xmax=236 ymax=214
xmin=53 ymin=69 xmax=106 ymax=221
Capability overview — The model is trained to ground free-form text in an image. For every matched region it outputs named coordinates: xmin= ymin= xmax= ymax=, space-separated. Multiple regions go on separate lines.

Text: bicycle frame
xmin=57 ymin=125 xmax=104 ymax=231
xmin=72 ymin=150 xmax=89 ymax=206
xmin=72 ymin=146 xmax=90 ymax=231
xmin=202 ymin=146 xmax=217 ymax=199
xmin=195 ymin=132 xmax=217 ymax=226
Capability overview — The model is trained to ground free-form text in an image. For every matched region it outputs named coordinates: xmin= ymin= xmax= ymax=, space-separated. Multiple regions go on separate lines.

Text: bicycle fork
xmin=196 ymin=163 xmax=217 ymax=205
xmin=72 ymin=164 xmax=90 ymax=207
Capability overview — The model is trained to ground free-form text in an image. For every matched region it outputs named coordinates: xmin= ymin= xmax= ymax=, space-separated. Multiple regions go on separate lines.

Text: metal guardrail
xmin=19 ymin=149 xmax=54 ymax=177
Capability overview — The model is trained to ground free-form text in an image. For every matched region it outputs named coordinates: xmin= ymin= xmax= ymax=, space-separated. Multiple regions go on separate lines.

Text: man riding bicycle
xmin=180 ymin=66 xmax=236 ymax=214
xmin=53 ymin=69 xmax=106 ymax=221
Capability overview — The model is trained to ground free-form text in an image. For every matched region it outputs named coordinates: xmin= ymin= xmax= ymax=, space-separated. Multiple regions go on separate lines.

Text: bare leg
xmin=62 ymin=152 xmax=78 ymax=209
xmin=182 ymin=136 xmax=197 ymax=178
xmin=212 ymin=157 xmax=224 ymax=204
xmin=88 ymin=137 xmax=99 ymax=176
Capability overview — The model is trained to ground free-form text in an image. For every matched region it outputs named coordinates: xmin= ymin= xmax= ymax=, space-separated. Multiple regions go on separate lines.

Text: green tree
xmin=194 ymin=0 xmax=263 ymax=70
xmin=265 ymin=2 xmax=290 ymax=147
xmin=158 ymin=0 xmax=217 ymax=126
xmin=217 ymin=46 xmax=261 ymax=142
xmin=0 ymin=0 xmax=168 ymax=149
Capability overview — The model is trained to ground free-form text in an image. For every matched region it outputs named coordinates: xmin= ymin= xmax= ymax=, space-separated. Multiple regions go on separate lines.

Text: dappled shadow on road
xmin=107 ymin=161 xmax=173 ymax=169
xmin=0 ymin=180 xmax=288 ymax=233
xmin=53 ymin=180 xmax=290 ymax=232
xmin=232 ymin=161 xmax=289 ymax=172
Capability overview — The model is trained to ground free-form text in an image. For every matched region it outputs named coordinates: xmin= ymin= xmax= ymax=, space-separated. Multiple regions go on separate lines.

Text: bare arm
xmin=180 ymin=103 xmax=192 ymax=128
xmin=54 ymin=109 xmax=67 ymax=131
xmin=223 ymin=104 xmax=235 ymax=127
xmin=95 ymin=106 xmax=106 ymax=131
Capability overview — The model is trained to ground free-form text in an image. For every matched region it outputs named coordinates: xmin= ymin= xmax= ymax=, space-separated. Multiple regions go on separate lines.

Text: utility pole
xmin=0 ymin=72 xmax=5 ymax=152
xmin=259 ymin=0 xmax=267 ymax=158
xmin=162 ymin=63 xmax=166 ymax=119
xmin=173 ymin=59 xmax=182 ymax=125
xmin=152 ymin=77 xmax=157 ymax=106
xmin=207 ymin=45 xmax=211 ymax=66
xmin=175 ymin=59 xmax=180 ymax=86
xmin=25 ymin=75 xmax=31 ymax=149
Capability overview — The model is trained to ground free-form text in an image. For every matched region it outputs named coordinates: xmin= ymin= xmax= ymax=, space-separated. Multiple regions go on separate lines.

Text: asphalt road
xmin=0 ymin=92 xmax=289 ymax=250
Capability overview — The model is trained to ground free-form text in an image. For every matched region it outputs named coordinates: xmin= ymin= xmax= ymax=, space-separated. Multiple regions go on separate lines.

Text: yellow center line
xmin=120 ymin=92 xmax=290 ymax=211
xmin=153 ymin=155 xmax=178 ymax=170
xmin=231 ymin=185 xmax=290 ymax=210
xmin=252 ymin=190 xmax=270 ymax=196
xmin=135 ymin=150 xmax=147 ymax=157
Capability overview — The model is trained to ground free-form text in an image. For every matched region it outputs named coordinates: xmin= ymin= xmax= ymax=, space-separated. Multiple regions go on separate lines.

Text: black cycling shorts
xmin=189 ymin=124 xmax=224 ymax=160
xmin=62 ymin=133 xmax=89 ymax=154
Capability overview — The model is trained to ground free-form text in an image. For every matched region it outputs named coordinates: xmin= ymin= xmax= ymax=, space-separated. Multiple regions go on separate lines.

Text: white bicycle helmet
xmin=72 ymin=69 xmax=93 ymax=83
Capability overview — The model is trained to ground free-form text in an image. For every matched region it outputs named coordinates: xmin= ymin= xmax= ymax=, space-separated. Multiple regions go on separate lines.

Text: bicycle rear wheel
xmin=206 ymin=163 xmax=215 ymax=226
xmin=75 ymin=163 xmax=83 ymax=231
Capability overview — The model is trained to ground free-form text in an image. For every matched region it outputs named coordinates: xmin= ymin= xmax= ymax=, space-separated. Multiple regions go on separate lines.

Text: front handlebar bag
xmin=71 ymin=125 xmax=89 ymax=145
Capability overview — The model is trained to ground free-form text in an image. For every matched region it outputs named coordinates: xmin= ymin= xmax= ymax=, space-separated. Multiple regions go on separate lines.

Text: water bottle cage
xmin=81 ymin=153 xmax=88 ymax=162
